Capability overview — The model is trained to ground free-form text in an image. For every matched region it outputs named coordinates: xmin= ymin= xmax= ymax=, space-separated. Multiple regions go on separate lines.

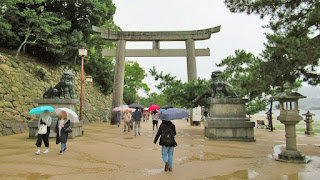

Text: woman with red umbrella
xmin=149 ymin=105 xmax=160 ymax=131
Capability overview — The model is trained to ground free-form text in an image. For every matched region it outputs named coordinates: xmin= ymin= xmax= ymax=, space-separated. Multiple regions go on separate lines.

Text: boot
xmin=164 ymin=162 xmax=169 ymax=172
xmin=169 ymin=168 xmax=172 ymax=172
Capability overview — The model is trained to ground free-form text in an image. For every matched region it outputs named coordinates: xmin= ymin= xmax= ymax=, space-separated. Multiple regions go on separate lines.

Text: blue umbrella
xmin=159 ymin=109 xmax=166 ymax=112
xmin=159 ymin=108 xmax=189 ymax=121
xmin=29 ymin=106 xmax=55 ymax=115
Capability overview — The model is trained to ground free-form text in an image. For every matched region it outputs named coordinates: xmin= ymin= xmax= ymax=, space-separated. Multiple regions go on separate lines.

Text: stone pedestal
xmin=28 ymin=99 xmax=82 ymax=139
xmin=204 ymin=98 xmax=255 ymax=142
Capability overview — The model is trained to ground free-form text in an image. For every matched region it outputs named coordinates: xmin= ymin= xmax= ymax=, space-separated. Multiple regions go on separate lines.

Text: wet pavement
xmin=0 ymin=119 xmax=319 ymax=180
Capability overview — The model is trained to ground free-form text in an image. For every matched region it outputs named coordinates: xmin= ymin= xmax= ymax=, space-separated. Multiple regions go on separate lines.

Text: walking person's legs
xmin=43 ymin=133 xmax=50 ymax=154
xmin=124 ymin=121 xmax=127 ymax=132
xmin=134 ymin=121 xmax=137 ymax=136
xmin=162 ymin=146 xmax=170 ymax=171
xmin=35 ymin=134 xmax=43 ymax=155
xmin=137 ymin=121 xmax=141 ymax=136
xmin=168 ymin=147 xmax=174 ymax=171
xmin=60 ymin=143 xmax=65 ymax=155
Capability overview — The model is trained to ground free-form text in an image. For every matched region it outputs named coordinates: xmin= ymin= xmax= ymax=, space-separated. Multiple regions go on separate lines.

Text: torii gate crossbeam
xmin=93 ymin=25 xmax=221 ymax=125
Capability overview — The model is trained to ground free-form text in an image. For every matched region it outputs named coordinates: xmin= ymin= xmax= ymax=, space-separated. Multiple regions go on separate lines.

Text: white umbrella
xmin=55 ymin=108 xmax=79 ymax=123
xmin=113 ymin=105 xmax=129 ymax=112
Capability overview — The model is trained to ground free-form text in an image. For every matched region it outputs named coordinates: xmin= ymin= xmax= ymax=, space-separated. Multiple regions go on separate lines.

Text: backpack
xmin=161 ymin=124 xmax=175 ymax=146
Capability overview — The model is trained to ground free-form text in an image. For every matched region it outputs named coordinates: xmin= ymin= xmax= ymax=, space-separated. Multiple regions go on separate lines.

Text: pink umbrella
xmin=148 ymin=105 xmax=160 ymax=111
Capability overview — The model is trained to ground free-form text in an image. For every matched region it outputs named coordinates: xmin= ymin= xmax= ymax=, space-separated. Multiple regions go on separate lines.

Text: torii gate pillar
xmin=93 ymin=26 xmax=221 ymax=125
xmin=112 ymin=40 xmax=126 ymax=115
xmin=186 ymin=39 xmax=197 ymax=82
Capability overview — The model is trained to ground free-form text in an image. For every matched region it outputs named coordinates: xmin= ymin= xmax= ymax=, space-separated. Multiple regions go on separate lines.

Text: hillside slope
xmin=0 ymin=50 xmax=112 ymax=136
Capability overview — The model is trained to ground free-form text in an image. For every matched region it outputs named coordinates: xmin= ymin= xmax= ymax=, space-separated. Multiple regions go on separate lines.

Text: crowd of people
xmin=33 ymin=106 xmax=178 ymax=172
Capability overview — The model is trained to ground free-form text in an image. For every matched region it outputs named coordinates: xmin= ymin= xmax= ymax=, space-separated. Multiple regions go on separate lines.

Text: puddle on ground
xmin=16 ymin=173 xmax=51 ymax=180
xmin=201 ymin=170 xmax=259 ymax=180
xmin=146 ymin=168 xmax=163 ymax=175
xmin=123 ymin=137 xmax=135 ymax=140
xmin=268 ymin=144 xmax=320 ymax=180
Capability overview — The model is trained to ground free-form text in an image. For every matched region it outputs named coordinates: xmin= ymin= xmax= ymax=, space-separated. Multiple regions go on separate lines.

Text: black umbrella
xmin=129 ymin=103 xmax=143 ymax=109
xmin=161 ymin=105 xmax=174 ymax=109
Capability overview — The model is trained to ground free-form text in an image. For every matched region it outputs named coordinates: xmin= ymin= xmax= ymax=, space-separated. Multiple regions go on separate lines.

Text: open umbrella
xmin=161 ymin=105 xmax=174 ymax=109
xmin=159 ymin=109 xmax=166 ymax=112
xmin=129 ymin=103 xmax=143 ymax=109
xmin=159 ymin=108 xmax=189 ymax=121
xmin=55 ymin=108 xmax=79 ymax=123
xmin=148 ymin=105 xmax=160 ymax=111
xmin=29 ymin=106 xmax=55 ymax=115
xmin=112 ymin=105 xmax=129 ymax=111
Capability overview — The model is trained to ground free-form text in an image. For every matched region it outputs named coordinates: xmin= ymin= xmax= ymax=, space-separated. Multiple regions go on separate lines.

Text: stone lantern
xmin=303 ymin=111 xmax=315 ymax=135
xmin=272 ymin=89 xmax=307 ymax=163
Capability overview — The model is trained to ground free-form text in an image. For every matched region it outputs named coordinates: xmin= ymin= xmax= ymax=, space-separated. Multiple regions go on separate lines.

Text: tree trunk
xmin=16 ymin=23 xmax=32 ymax=58
xmin=269 ymin=99 xmax=274 ymax=132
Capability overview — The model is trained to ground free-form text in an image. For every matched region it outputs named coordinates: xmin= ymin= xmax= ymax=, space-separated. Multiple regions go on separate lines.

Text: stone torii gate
xmin=92 ymin=25 xmax=221 ymax=125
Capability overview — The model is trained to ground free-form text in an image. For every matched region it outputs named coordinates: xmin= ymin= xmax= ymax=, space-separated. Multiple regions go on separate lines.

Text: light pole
xmin=78 ymin=48 xmax=87 ymax=121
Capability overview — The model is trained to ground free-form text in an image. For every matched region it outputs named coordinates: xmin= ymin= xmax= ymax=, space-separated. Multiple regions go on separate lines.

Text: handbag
xmin=38 ymin=124 xmax=47 ymax=134
xmin=64 ymin=127 xmax=72 ymax=133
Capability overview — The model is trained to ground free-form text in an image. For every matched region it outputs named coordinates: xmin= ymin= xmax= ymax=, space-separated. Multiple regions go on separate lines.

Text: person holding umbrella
xmin=54 ymin=109 xmax=72 ymax=155
xmin=123 ymin=109 xmax=132 ymax=132
xmin=154 ymin=108 xmax=189 ymax=172
xmin=29 ymin=106 xmax=55 ymax=155
xmin=152 ymin=110 xmax=159 ymax=131
xmin=154 ymin=119 xmax=177 ymax=172
xmin=35 ymin=110 xmax=52 ymax=155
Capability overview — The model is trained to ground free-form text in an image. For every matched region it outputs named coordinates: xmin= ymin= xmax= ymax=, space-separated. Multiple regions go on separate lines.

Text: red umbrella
xmin=148 ymin=105 xmax=160 ymax=111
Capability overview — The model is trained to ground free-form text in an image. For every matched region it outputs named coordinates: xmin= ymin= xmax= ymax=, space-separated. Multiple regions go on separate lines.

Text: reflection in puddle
xmin=146 ymin=168 xmax=163 ymax=175
xmin=193 ymin=139 xmax=205 ymax=142
xmin=205 ymin=170 xmax=258 ymax=180
xmin=123 ymin=137 xmax=135 ymax=140
xmin=268 ymin=144 xmax=320 ymax=180
xmin=17 ymin=173 xmax=51 ymax=180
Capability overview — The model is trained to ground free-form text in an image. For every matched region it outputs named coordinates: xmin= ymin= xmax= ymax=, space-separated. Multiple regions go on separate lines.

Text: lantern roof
xmin=302 ymin=111 xmax=315 ymax=116
xmin=272 ymin=91 xmax=306 ymax=101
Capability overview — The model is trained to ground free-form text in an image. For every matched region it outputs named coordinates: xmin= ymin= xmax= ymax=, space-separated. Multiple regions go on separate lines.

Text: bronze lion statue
xmin=43 ymin=71 xmax=75 ymax=99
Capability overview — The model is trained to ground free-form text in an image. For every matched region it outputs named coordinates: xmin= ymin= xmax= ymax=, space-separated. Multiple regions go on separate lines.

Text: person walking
xmin=154 ymin=120 xmax=177 ymax=172
xmin=54 ymin=110 xmax=71 ymax=155
xmin=116 ymin=111 xmax=121 ymax=127
xmin=152 ymin=110 xmax=159 ymax=131
xmin=123 ymin=109 xmax=132 ymax=132
xmin=132 ymin=107 xmax=142 ymax=136
xmin=35 ymin=110 xmax=52 ymax=155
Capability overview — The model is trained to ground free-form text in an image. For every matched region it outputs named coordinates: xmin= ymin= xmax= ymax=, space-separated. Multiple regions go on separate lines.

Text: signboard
xmin=192 ymin=106 xmax=202 ymax=122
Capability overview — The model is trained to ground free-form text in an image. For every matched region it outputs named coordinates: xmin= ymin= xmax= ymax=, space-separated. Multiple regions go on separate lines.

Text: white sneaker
xmin=43 ymin=149 xmax=49 ymax=154
xmin=35 ymin=150 xmax=40 ymax=155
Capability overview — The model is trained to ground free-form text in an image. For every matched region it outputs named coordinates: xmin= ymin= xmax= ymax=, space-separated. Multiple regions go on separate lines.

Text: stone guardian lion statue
xmin=43 ymin=71 xmax=75 ymax=99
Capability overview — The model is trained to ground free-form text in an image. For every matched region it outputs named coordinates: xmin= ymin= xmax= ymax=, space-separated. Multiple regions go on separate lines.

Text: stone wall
xmin=0 ymin=51 xmax=112 ymax=136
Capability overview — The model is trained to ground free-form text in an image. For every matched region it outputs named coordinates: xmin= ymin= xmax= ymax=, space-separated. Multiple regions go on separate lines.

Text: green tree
xmin=1 ymin=0 xmax=71 ymax=58
xmin=217 ymin=50 xmax=272 ymax=115
xmin=0 ymin=0 xmax=117 ymax=63
xmin=140 ymin=93 xmax=170 ymax=108
xmin=149 ymin=67 xmax=210 ymax=108
xmin=224 ymin=0 xmax=320 ymax=85
xmin=123 ymin=61 xmax=150 ymax=104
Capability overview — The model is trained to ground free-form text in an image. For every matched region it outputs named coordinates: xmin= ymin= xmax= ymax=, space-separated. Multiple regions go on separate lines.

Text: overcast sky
xmin=112 ymin=0 xmax=269 ymax=95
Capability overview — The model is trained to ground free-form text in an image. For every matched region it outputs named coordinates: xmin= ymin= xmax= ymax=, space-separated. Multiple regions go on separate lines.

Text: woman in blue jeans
xmin=154 ymin=120 xmax=177 ymax=172
xmin=54 ymin=111 xmax=71 ymax=155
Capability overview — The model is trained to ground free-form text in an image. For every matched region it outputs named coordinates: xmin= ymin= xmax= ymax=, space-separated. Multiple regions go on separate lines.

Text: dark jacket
xmin=154 ymin=121 xmax=177 ymax=147
xmin=54 ymin=119 xmax=70 ymax=144
xmin=132 ymin=110 xmax=142 ymax=121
